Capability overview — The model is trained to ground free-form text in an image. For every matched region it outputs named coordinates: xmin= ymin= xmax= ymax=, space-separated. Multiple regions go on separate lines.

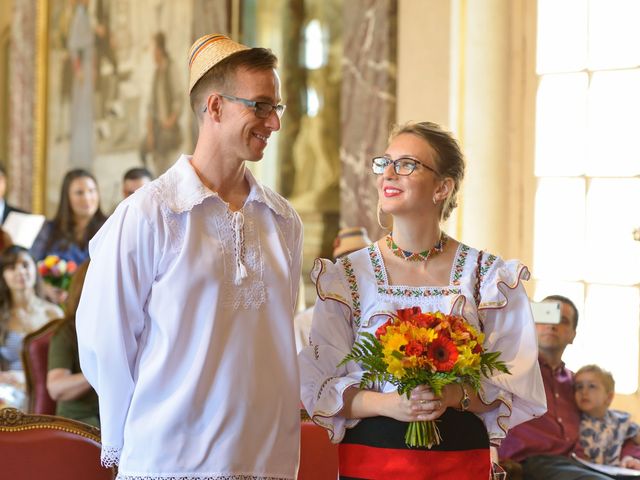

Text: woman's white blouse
xmin=77 ymin=156 xmax=303 ymax=480
xmin=298 ymin=243 xmax=547 ymax=444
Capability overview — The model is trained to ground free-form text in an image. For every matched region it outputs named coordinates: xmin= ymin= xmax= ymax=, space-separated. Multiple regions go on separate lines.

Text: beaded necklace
xmin=385 ymin=232 xmax=448 ymax=262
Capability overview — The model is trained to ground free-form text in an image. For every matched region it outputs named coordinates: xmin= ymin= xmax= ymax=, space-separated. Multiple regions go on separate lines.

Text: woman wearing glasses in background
xmin=299 ymin=121 xmax=546 ymax=479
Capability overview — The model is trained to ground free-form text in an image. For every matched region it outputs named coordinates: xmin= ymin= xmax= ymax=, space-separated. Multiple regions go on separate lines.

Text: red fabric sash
xmin=339 ymin=443 xmax=491 ymax=479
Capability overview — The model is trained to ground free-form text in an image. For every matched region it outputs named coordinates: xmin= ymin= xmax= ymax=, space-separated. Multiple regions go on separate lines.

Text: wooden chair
xmin=0 ymin=407 xmax=115 ymax=479
xmin=299 ymin=409 xmax=339 ymax=480
xmin=21 ymin=318 xmax=63 ymax=414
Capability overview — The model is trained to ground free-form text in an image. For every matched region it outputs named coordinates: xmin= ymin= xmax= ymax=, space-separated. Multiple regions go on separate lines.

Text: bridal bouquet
xmin=37 ymin=255 xmax=78 ymax=291
xmin=339 ymin=307 xmax=510 ymax=448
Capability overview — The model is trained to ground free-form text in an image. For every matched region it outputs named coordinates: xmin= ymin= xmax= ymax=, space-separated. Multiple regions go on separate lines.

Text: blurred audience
xmin=294 ymin=227 xmax=371 ymax=353
xmin=0 ymin=164 xmax=27 ymax=224
xmin=47 ymin=260 xmax=99 ymax=427
xmin=574 ymin=364 xmax=640 ymax=470
xmin=499 ymin=295 xmax=640 ymax=479
xmin=0 ymin=246 xmax=63 ymax=408
xmin=122 ymin=167 xmax=153 ymax=198
xmin=31 ymin=169 xmax=107 ymax=304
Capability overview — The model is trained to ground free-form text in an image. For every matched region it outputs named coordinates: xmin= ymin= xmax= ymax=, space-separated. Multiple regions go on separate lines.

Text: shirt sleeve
xmin=474 ymin=258 xmax=548 ymax=443
xmin=298 ymin=258 xmax=364 ymax=443
xmin=76 ymin=202 xmax=158 ymax=467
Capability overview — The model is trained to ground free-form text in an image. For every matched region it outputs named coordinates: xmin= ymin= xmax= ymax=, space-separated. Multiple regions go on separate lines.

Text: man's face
xmin=0 ymin=174 xmax=6 ymax=200
xmin=123 ymin=177 xmax=150 ymax=198
xmin=218 ymin=67 xmax=282 ymax=162
xmin=535 ymin=301 xmax=577 ymax=353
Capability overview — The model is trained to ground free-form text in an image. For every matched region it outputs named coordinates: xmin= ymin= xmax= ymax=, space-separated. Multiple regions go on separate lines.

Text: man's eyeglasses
xmin=371 ymin=156 xmax=439 ymax=176
xmin=204 ymin=93 xmax=286 ymax=119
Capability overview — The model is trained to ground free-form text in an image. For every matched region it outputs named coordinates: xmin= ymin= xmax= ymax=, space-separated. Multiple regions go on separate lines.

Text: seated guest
xmin=122 ymin=167 xmax=153 ymax=198
xmin=574 ymin=364 xmax=640 ymax=470
xmin=0 ymin=164 xmax=27 ymax=224
xmin=0 ymin=246 xmax=63 ymax=408
xmin=31 ymin=169 xmax=107 ymax=304
xmin=293 ymin=227 xmax=371 ymax=353
xmin=47 ymin=260 xmax=98 ymax=427
xmin=499 ymin=295 xmax=640 ymax=479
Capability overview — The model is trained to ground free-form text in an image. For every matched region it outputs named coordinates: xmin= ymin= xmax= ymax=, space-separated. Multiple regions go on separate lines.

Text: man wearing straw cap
xmin=77 ymin=34 xmax=302 ymax=479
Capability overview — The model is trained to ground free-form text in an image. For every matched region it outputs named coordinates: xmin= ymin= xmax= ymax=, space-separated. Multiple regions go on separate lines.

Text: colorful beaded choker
xmin=385 ymin=232 xmax=448 ymax=262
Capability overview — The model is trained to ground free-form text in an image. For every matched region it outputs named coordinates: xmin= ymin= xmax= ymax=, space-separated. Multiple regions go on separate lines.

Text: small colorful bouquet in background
xmin=339 ymin=307 xmax=510 ymax=448
xmin=37 ymin=255 xmax=77 ymax=291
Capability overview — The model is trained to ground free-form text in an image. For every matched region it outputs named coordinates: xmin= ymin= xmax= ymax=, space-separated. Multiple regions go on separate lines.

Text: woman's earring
xmin=432 ymin=196 xmax=438 ymax=205
xmin=377 ymin=202 xmax=392 ymax=231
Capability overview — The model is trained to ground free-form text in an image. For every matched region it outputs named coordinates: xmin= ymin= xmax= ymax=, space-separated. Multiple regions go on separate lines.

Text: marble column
xmin=8 ymin=0 xmax=37 ymax=211
xmin=340 ymin=0 xmax=397 ymax=240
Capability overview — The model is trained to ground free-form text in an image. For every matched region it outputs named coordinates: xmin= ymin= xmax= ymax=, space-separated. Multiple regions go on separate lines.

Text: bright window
xmin=534 ymin=0 xmax=640 ymax=394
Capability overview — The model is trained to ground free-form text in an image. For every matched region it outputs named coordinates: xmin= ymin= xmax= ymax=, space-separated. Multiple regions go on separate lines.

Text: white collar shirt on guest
xmin=76 ymin=155 xmax=303 ymax=480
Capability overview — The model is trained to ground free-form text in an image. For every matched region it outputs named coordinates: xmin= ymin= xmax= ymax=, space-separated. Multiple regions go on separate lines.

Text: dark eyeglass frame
xmin=371 ymin=156 xmax=440 ymax=176
xmin=203 ymin=93 xmax=286 ymax=119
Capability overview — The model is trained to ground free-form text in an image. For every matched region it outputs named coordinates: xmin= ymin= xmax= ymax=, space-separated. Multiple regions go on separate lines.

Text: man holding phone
xmin=500 ymin=295 xmax=640 ymax=479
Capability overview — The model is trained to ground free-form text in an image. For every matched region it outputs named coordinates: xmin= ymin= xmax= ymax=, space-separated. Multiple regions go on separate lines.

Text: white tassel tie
xmin=232 ymin=211 xmax=248 ymax=285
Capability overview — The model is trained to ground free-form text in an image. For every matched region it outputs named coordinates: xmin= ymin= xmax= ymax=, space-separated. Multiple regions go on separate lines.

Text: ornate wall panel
xmin=340 ymin=0 xmax=397 ymax=240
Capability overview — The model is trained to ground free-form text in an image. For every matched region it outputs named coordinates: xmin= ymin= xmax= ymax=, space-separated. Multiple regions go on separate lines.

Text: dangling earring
xmin=377 ymin=201 xmax=392 ymax=231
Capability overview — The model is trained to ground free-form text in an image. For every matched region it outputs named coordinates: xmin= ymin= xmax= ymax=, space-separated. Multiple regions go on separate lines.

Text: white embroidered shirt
xmin=77 ymin=155 xmax=303 ymax=480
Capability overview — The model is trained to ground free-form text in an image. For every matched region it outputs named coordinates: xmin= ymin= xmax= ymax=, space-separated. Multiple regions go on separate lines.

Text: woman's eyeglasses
xmin=371 ymin=156 xmax=439 ymax=176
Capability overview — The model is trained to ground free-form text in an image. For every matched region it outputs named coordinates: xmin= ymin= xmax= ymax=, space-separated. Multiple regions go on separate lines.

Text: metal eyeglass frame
xmin=203 ymin=93 xmax=286 ymax=119
xmin=371 ymin=156 xmax=440 ymax=176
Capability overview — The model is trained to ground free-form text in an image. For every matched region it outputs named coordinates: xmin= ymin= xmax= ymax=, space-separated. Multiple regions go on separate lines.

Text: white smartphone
xmin=531 ymin=300 xmax=562 ymax=324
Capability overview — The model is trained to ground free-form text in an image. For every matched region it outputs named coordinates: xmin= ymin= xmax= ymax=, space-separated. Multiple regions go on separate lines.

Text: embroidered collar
xmin=161 ymin=155 xmax=291 ymax=219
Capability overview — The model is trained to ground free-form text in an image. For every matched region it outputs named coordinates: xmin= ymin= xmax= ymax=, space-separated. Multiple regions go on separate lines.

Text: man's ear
xmin=204 ymin=93 xmax=223 ymax=122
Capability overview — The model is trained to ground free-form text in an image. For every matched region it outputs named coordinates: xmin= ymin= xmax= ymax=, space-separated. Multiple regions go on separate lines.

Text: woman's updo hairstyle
xmin=390 ymin=122 xmax=465 ymax=221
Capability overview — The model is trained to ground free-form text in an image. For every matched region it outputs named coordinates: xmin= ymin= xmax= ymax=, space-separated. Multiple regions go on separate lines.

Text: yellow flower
xmin=415 ymin=327 xmax=438 ymax=344
xmin=457 ymin=344 xmax=481 ymax=369
xmin=386 ymin=357 xmax=406 ymax=379
xmin=43 ymin=255 xmax=59 ymax=268
xmin=381 ymin=332 xmax=408 ymax=355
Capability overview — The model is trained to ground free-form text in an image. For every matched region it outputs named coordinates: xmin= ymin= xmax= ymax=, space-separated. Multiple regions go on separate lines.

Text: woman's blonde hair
xmin=390 ymin=121 xmax=465 ymax=221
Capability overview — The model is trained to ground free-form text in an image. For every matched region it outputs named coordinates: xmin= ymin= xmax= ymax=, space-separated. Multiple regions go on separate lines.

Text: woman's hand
xmin=379 ymin=385 xmax=448 ymax=422
xmin=42 ymin=282 xmax=68 ymax=305
xmin=621 ymin=455 xmax=640 ymax=470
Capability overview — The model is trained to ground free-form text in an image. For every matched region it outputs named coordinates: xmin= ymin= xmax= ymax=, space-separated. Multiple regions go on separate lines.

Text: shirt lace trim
xmin=101 ymin=445 xmax=121 ymax=468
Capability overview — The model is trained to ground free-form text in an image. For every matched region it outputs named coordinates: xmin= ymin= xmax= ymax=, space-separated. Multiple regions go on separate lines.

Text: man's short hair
xmin=543 ymin=294 xmax=579 ymax=330
xmin=123 ymin=167 xmax=153 ymax=182
xmin=0 ymin=164 xmax=6 ymax=177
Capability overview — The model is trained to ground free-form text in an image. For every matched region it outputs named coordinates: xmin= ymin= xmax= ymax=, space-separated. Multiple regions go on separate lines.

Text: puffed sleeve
xmin=298 ymin=258 xmax=364 ymax=443
xmin=474 ymin=257 xmax=547 ymax=442
xmin=76 ymin=201 xmax=158 ymax=467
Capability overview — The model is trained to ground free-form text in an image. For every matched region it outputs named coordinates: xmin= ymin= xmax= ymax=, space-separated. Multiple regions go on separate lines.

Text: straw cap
xmin=188 ymin=34 xmax=250 ymax=93
xmin=333 ymin=227 xmax=372 ymax=259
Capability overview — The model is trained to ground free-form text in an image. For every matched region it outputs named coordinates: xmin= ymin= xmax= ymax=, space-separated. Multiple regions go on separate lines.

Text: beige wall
xmin=0 ymin=0 xmax=12 ymax=165
xmin=397 ymin=0 xmax=534 ymax=265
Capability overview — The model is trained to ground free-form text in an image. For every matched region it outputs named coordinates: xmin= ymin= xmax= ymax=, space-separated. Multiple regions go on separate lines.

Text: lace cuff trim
xmin=117 ymin=476 xmax=291 ymax=480
xmin=102 ymin=445 xmax=121 ymax=467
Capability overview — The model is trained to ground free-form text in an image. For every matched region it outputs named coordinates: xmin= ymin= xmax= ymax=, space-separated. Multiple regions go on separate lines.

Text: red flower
xmin=405 ymin=340 xmax=424 ymax=357
xmin=375 ymin=319 xmax=392 ymax=339
xmin=397 ymin=307 xmax=422 ymax=322
xmin=427 ymin=337 xmax=459 ymax=372
xmin=473 ymin=343 xmax=483 ymax=354
xmin=67 ymin=261 xmax=78 ymax=274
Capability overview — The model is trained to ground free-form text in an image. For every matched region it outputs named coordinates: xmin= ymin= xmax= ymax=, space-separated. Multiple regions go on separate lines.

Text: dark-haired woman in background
xmin=0 ymin=246 xmax=63 ymax=408
xmin=31 ymin=169 xmax=107 ymax=303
